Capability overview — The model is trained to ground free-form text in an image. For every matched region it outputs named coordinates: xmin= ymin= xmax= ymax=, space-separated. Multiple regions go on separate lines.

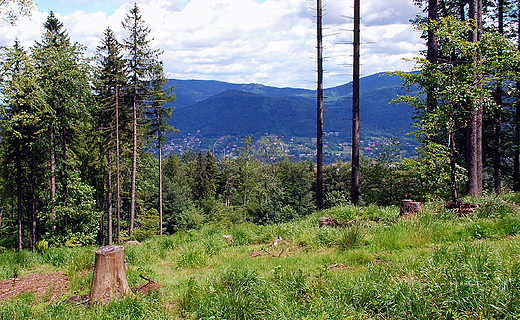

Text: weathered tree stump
xmin=90 ymin=245 xmax=132 ymax=304
xmin=400 ymin=199 xmax=423 ymax=217
xmin=319 ymin=217 xmax=339 ymax=227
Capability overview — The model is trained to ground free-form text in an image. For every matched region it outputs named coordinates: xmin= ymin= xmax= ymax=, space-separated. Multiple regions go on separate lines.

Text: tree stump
xmin=400 ymin=199 xmax=423 ymax=217
xmin=90 ymin=245 xmax=132 ymax=304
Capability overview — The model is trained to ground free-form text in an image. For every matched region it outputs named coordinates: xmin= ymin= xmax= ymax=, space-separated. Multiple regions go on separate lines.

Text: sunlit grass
xmin=1 ymin=194 xmax=520 ymax=318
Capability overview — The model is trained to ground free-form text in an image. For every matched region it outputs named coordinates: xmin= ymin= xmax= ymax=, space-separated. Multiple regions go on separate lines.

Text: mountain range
xmin=162 ymin=72 xmax=418 ymax=158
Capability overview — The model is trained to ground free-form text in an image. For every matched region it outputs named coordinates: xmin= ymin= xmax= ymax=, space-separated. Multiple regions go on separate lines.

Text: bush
xmin=34 ymin=240 xmax=49 ymax=254
xmin=133 ymin=207 xmax=160 ymax=242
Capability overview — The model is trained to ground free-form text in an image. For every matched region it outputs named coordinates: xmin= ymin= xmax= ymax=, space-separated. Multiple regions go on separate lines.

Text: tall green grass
xmin=1 ymin=194 xmax=520 ymax=319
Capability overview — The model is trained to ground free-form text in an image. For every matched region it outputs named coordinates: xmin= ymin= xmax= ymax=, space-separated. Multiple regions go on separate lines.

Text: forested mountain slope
xmin=165 ymin=72 xmax=416 ymax=142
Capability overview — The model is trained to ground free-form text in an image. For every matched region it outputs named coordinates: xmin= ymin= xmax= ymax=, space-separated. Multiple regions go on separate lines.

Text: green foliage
xmin=400 ymin=142 xmax=467 ymax=202
xmin=210 ymin=202 xmax=247 ymax=227
xmin=133 ymin=207 xmax=159 ymax=242
xmin=175 ymin=205 xmax=206 ymax=231
xmin=2 ymin=197 xmax=520 ymax=319
xmin=33 ymin=240 xmax=48 ymax=254
xmin=50 ymin=174 xmax=102 ymax=246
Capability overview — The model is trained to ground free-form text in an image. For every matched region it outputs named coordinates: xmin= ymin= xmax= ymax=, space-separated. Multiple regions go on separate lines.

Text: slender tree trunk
xmin=494 ymin=101 xmax=502 ymax=191
xmin=31 ymin=155 xmax=37 ymax=249
xmin=158 ymin=130 xmax=163 ymax=236
xmin=449 ymin=131 xmax=458 ymax=203
xmin=494 ymin=0 xmax=504 ymax=192
xmin=316 ymin=0 xmax=324 ymax=210
xmin=516 ymin=86 xmax=520 ymax=191
xmin=100 ymin=205 xmax=105 ymax=246
xmin=17 ymin=147 xmax=22 ymax=251
xmin=515 ymin=0 xmax=520 ymax=191
xmin=271 ymin=167 xmax=276 ymax=222
xmin=108 ymin=150 xmax=113 ymax=245
xmin=50 ymin=127 xmax=56 ymax=234
xmin=476 ymin=0 xmax=483 ymax=194
xmin=427 ymin=0 xmax=438 ymax=112
xmin=351 ymin=0 xmax=360 ymax=205
xmin=61 ymin=109 xmax=68 ymax=227
xmin=130 ymin=80 xmax=137 ymax=237
xmin=115 ymin=84 xmax=121 ymax=241
xmin=242 ymin=160 xmax=250 ymax=207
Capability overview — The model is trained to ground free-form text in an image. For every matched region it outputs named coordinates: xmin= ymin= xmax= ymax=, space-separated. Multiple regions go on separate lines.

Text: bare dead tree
xmin=351 ymin=0 xmax=360 ymax=205
xmin=316 ymin=0 xmax=324 ymax=210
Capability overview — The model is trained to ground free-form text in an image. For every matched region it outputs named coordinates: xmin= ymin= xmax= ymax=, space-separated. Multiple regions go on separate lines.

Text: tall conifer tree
xmin=122 ymin=4 xmax=159 ymax=237
xmin=0 ymin=41 xmax=47 ymax=250
xmin=33 ymin=12 xmax=92 ymax=237
xmin=146 ymin=61 xmax=175 ymax=235
xmin=95 ymin=27 xmax=127 ymax=244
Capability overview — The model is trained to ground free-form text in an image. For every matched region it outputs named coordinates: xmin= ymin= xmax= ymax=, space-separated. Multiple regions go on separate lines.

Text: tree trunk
xmin=17 ymin=147 xmax=22 ymax=251
xmin=31 ymin=155 xmax=37 ymax=249
xmin=449 ymin=131 xmax=458 ymax=203
xmin=514 ymin=0 xmax=520 ymax=191
xmin=466 ymin=0 xmax=483 ymax=197
xmin=426 ymin=0 xmax=438 ymax=113
xmin=130 ymin=80 xmax=137 ymax=238
xmin=351 ymin=0 xmax=360 ymax=206
xmin=115 ymin=84 xmax=121 ymax=241
xmin=158 ymin=129 xmax=163 ymax=236
xmin=90 ymin=245 xmax=132 ymax=304
xmin=493 ymin=0 xmax=504 ymax=193
xmin=107 ymin=150 xmax=113 ymax=245
xmin=316 ymin=0 xmax=324 ymax=210
xmin=50 ymin=127 xmax=56 ymax=234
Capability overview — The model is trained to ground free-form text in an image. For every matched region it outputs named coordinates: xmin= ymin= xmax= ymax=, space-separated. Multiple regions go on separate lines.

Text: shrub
xmin=34 ymin=240 xmax=49 ymax=254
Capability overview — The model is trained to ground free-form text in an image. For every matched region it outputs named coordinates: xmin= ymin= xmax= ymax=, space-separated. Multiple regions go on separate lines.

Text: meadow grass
xmin=1 ymin=194 xmax=520 ymax=319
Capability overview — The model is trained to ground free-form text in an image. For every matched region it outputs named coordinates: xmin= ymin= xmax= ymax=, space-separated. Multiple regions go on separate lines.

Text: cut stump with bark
xmin=400 ymin=199 xmax=423 ymax=217
xmin=90 ymin=245 xmax=132 ymax=304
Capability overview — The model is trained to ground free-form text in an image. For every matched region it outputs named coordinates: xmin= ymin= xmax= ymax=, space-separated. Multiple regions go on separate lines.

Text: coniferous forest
xmin=3 ymin=0 xmax=520 ymax=248
xmin=4 ymin=0 xmax=520 ymax=318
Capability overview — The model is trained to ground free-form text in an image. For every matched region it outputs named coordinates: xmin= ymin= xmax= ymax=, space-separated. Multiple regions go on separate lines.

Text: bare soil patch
xmin=0 ymin=272 xmax=70 ymax=302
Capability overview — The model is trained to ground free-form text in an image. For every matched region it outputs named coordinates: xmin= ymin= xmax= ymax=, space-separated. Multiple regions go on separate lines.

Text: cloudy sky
xmin=0 ymin=0 xmax=424 ymax=89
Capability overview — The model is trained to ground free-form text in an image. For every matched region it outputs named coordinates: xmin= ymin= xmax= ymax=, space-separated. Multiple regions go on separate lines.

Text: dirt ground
xmin=0 ymin=272 xmax=70 ymax=302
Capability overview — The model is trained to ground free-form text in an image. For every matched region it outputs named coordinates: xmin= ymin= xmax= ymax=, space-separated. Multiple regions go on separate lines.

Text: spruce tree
xmin=146 ymin=61 xmax=175 ymax=235
xmin=0 ymin=41 xmax=48 ymax=250
xmin=94 ymin=27 xmax=127 ymax=244
xmin=122 ymin=4 xmax=160 ymax=237
xmin=32 ymin=12 xmax=93 ymax=239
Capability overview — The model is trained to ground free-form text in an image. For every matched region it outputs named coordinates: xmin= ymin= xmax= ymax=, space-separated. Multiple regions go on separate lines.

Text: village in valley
xmin=162 ymin=131 xmax=417 ymax=163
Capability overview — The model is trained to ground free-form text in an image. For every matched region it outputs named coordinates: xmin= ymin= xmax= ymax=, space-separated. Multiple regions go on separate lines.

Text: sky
xmin=0 ymin=0 xmax=425 ymax=89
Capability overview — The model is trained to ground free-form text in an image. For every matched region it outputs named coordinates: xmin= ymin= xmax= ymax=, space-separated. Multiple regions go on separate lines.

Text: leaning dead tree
xmin=90 ymin=245 xmax=132 ymax=304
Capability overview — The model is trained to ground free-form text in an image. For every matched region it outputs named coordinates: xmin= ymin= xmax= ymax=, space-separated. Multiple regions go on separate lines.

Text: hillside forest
xmin=2 ymin=0 xmax=520 ymax=252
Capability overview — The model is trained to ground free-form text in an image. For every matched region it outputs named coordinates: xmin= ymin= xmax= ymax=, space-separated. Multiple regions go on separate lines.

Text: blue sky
xmin=1 ymin=0 xmax=423 ymax=89
xmin=35 ymin=1 xmax=123 ymax=16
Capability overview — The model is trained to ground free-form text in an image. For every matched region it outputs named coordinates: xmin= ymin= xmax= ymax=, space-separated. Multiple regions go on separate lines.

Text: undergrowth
xmin=1 ymin=193 xmax=520 ymax=319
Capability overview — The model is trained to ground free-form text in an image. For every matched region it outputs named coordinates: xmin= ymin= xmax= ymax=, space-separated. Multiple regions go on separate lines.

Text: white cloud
xmin=0 ymin=0 xmax=424 ymax=89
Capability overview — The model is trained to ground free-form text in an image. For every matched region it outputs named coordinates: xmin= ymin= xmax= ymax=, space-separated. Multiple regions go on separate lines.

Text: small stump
xmin=90 ymin=245 xmax=132 ymax=304
xmin=400 ymin=199 xmax=423 ymax=217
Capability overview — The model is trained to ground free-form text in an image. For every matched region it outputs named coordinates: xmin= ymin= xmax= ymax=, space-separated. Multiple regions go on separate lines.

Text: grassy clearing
xmin=2 ymin=194 xmax=520 ymax=319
